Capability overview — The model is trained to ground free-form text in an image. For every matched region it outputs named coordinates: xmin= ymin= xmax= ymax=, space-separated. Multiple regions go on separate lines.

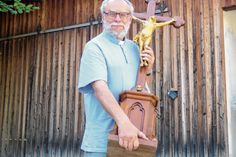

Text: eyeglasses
xmin=103 ymin=11 xmax=131 ymax=20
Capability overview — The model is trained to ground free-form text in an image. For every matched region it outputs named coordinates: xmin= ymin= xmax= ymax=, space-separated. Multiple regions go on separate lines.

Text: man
xmin=78 ymin=0 xmax=155 ymax=156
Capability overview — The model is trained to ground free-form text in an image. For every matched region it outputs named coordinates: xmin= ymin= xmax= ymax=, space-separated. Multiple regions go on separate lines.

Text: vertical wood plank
xmin=0 ymin=42 xmax=4 ymax=143
xmin=169 ymin=1 xmax=180 ymax=156
xmin=212 ymin=0 xmax=225 ymax=156
xmin=2 ymin=40 xmax=12 ymax=157
xmin=0 ymin=41 xmax=6 ymax=156
xmin=6 ymin=40 xmax=14 ymax=157
xmin=154 ymin=23 xmax=163 ymax=157
xmin=179 ymin=0 xmax=188 ymax=155
xmin=185 ymin=0 xmax=195 ymax=156
xmin=219 ymin=2 xmax=229 ymax=156
xmin=162 ymin=11 xmax=172 ymax=156
xmin=67 ymin=29 xmax=76 ymax=157
xmin=10 ymin=39 xmax=18 ymax=157
xmin=55 ymin=31 xmax=63 ymax=157
xmin=60 ymin=27 xmax=70 ymax=157
xmin=43 ymin=33 xmax=52 ymax=156
xmin=203 ymin=0 xmax=213 ymax=156
xmin=54 ymin=31 xmax=60 ymax=156
xmin=13 ymin=39 xmax=21 ymax=157
xmin=23 ymin=37 xmax=31 ymax=156
xmin=74 ymin=28 xmax=82 ymax=156
xmin=193 ymin=0 xmax=204 ymax=156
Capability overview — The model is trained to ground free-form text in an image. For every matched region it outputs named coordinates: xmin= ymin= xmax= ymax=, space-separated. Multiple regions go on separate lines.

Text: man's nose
xmin=114 ymin=14 xmax=122 ymax=22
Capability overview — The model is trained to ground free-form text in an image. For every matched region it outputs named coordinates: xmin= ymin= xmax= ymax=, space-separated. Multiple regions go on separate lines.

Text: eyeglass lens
xmin=104 ymin=11 xmax=130 ymax=19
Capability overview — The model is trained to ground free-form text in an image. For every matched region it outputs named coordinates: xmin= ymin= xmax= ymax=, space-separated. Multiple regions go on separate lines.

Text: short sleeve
xmin=78 ymin=42 xmax=107 ymax=93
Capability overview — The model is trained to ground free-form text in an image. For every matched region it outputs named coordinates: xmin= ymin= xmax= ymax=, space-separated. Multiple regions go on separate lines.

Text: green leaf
xmin=32 ymin=6 xmax=40 ymax=10
xmin=9 ymin=9 xmax=17 ymax=14
xmin=17 ymin=8 xmax=23 ymax=14
xmin=1 ymin=8 xmax=8 ymax=12
xmin=27 ymin=4 xmax=33 ymax=8
xmin=13 ymin=3 xmax=18 ymax=7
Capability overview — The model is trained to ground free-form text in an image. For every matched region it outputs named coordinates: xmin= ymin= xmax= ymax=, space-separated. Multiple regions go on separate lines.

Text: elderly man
xmin=78 ymin=0 xmax=154 ymax=156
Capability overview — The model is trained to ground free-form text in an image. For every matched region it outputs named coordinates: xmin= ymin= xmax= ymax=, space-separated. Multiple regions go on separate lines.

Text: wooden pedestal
xmin=107 ymin=90 xmax=159 ymax=157
xmin=107 ymin=134 xmax=157 ymax=157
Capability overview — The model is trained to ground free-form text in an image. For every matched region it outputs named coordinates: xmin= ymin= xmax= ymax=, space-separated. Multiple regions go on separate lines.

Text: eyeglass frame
xmin=103 ymin=10 xmax=131 ymax=20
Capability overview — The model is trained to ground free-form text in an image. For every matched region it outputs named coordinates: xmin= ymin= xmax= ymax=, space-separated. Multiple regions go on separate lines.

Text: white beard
xmin=103 ymin=20 xmax=130 ymax=40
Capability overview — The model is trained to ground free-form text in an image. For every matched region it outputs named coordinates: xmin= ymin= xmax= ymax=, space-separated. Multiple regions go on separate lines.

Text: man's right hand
xmin=117 ymin=120 xmax=148 ymax=151
xmin=92 ymin=80 xmax=148 ymax=151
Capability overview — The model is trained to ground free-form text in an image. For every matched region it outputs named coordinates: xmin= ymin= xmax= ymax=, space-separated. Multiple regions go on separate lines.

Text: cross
xmin=132 ymin=0 xmax=185 ymax=92
xmin=133 ymin=0 xmax=160 ymax=20
xmin=133 ymin=0 xmax=185 ymax=30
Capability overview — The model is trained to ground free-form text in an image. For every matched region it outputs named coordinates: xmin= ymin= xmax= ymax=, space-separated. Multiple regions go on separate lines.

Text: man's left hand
xmin=141 ymin=45 xmax=155 ymax=74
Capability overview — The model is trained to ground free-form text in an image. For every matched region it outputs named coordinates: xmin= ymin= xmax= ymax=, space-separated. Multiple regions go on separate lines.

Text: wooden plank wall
xmin=0 ymin=28 xmax=101 ymax=157
xmin=0 ymin=0 xmax=229 ymax=156
xmin=222 ymin=0 xmax=236 ymax=10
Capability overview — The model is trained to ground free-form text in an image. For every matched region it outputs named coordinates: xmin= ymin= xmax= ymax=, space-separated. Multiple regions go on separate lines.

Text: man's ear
xmin=101 ymin=14 xmax=105 ymax=22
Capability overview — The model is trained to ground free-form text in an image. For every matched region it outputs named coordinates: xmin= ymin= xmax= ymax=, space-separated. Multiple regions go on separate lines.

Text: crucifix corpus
xmin=107 ymin=1 xmax=185 ymax=157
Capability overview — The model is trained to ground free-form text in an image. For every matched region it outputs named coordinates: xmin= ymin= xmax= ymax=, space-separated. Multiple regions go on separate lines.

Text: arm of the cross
xmin=154 ymin=15 xmax=185 ymax=28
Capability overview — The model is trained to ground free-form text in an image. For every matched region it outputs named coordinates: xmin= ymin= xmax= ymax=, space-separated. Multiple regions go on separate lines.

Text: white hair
xmin=100 ymin=0 xmax=134 ymax=15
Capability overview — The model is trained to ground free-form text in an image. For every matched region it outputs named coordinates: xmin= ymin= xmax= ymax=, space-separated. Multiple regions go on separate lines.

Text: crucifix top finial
xmin=133 ymin=0 xmax=160 ymax=20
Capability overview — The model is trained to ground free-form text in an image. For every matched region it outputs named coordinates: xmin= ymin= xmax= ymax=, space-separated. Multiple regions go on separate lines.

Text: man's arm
xmin=92 ymin=80 xmax=148 ymax=151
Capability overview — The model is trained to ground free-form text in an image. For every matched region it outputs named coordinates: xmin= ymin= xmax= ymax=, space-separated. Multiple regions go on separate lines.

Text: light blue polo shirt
xmin=78 ymin=31 xmax=140 ymax=152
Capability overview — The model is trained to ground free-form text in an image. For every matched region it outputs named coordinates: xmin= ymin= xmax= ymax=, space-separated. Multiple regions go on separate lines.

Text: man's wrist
xmin=116 ymin=114 xmax=130 ymax=127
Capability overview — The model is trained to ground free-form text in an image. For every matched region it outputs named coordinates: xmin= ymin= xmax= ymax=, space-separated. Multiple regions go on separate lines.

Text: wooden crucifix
xmin=132 ymin=0 xmax=185 ymax=92
xmin=107 ymin=1 xmax=185 ymax=157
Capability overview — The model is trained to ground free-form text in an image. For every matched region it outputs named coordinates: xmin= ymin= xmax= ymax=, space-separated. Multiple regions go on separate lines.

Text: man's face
xmin=102 ymin=0 xmax=132 ymax=39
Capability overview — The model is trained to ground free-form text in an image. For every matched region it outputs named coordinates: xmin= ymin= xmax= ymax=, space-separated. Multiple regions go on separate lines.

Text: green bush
xmin=0 ymin=0 xmax=39 ymax=14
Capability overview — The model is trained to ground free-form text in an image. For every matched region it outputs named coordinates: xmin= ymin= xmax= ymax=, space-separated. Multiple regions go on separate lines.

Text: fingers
xmin=117 ymin=122 xmax=145 ymax=151
xmin=142 ymin=45 xmax=154 ymax=56
xmin=119 ymin=137 xmax=134 ymax=151
xmin=141 ymin=46 xmax=155 ymax=63
xmin=118 ymin=132 xmax=147 ymax=151
xmin=119 ymin=138 xmax=123 ymax=147
xmin=138 ymin=131 xmax=149 ymax=140
xmin=119 ymin=136 xmax=137 ymax=151
xmin=133 ymin=139 xmax=139 ymax=150
xmin=123 ymin=140 xmax=128 ymax=150
xmin=128 ymin=139 xmax=134 ymax=151
xmin=141 ymin=53 xmax=154 ymax=67
xmin=141 ymin=53 xmax=153 ymax=62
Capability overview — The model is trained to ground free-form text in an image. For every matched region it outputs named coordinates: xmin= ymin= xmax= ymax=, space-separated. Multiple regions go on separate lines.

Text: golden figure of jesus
xmin=133 ymin=16 xmax=176 ymax=66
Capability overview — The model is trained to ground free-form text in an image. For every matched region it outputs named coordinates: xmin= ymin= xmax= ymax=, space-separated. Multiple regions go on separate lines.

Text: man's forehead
xmin=105 ymin=0 xmax=130 ymax=12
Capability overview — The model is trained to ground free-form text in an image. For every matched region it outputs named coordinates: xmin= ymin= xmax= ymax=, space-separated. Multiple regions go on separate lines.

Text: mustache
xmin=109 ymin=23 xmax=125 ymax=27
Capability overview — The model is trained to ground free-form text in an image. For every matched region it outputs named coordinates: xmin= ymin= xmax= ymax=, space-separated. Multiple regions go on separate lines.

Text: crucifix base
xmin=107 ymin=90 xmax=159 ymax=157
xmin=107 ymin=134 xmax=157 ymax=157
